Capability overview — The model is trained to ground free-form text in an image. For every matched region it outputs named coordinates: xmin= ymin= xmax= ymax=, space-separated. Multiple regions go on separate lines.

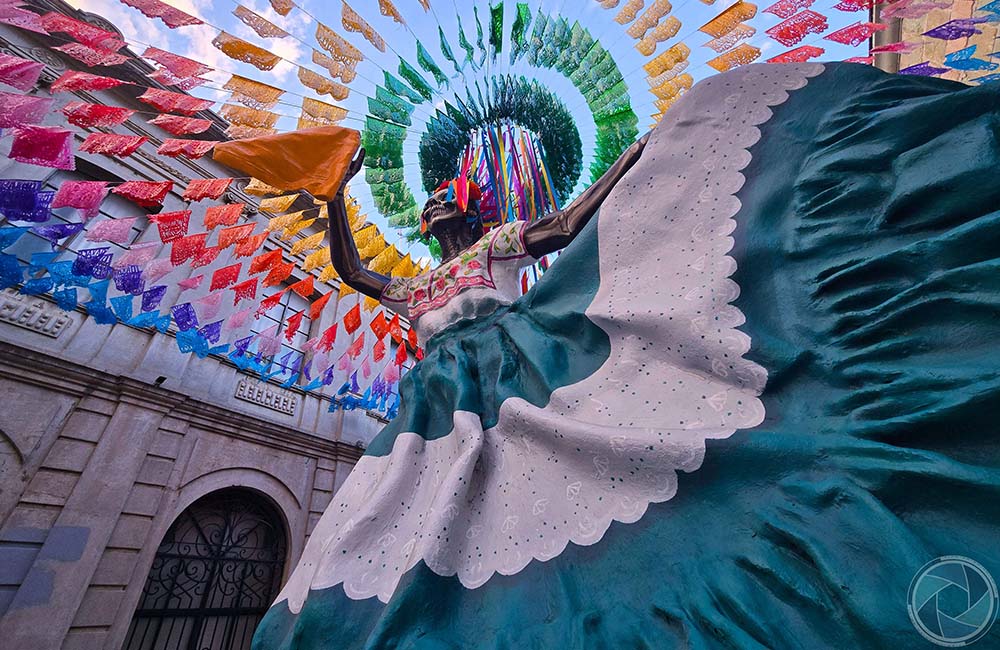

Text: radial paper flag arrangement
xmin=0 ymin=0 xmax=994 ymax=420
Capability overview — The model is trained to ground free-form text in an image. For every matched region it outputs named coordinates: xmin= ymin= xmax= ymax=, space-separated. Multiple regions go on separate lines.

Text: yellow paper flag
xmin=281 ymin=218 xmax=317 ymax=240
xmin=259 ymin=194 xmax=299 ymax=213
xmin=368 ymin=244 xmax=399 ymax=274
xmin=319 ymin=264 xmax=339 ymax=283
xmin=291 ymin=230 xmax=325 ymax=256
xmin=245 ymin=177 xmax=283 ymax=196
xmin=303 ymin=246 xmax=331 ymax=272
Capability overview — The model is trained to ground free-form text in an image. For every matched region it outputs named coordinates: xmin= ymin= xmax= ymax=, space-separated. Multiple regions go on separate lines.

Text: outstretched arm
xmin=523 ymin=132 xmax=650 ymax=259
xmin=326 ymin=148 xmax=390 ymax=300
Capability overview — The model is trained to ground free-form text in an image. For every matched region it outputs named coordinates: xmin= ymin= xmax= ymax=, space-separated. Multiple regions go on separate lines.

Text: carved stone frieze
xmin=0 ymin=289 xmax=72 ymax=338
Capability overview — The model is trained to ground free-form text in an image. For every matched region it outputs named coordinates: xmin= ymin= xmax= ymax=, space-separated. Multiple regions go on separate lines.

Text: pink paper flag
xmin=141 ymin=46 xmax=212 ymax=78
xmin=0 ymin=5 xmax=49 ymax=34
xmin=0 ymin=52 xmax=44 ymax=91
xmin=86 ymin=217 xmax=136 ymax=243
xmin=194 ymin=291 xmax=223 ymax=320
xmin=143 ymin=258 xmax=174 ymax=284
xmin=0 ymin=90 xmax=53 ymax=128
xmin=157 ymin=138 xmax=216 ymax=159
xmin=40 ymin=12 xmax=126 ymax=50
xmin=120 ymin=0 xmax=204 ymax=28
xmin=53 ymin=180 xmax=109 ymax=218
xmin=9 ymin=125 xmax=74 ymax=170
xmin=113 ymin=241 xmax=159 ymax=269
xmin=224 ymin=304 xmax=255 ymax=330
xmin=178 ymin=274 xmax=205 ymax=291
xmin=80 ymin=133 xmax=148 ymax=157
xmin=86 ymin=220 xmax=131 ymax=248
xmin=257 ymin=324 xmax=281 ymax=356
xmin=53 ymin=43 xmax=130 ymax=67
xmin=50 ymin=70 xmax=128 ymax=93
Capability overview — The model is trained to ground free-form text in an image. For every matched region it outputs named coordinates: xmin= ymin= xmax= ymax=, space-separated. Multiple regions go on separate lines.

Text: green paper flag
xmin=510 ymin=2 xmax=532 ymax=63
xmin=457 ymin=15 xmax=477 ymax=70
xmin=384 ymin=70 xmax=424 ymax=104
xmin=417 ymin=41 xmax=449 ymax=87
xmin=439 ymin=26 xmax=461 ymax=73
xmin=473 ymin=6 xmax=487 ymax=65
xmin=398 ymin=58 xmax=434 ymax=101
xmin=489 ymin=2 xmax=504 ymax=59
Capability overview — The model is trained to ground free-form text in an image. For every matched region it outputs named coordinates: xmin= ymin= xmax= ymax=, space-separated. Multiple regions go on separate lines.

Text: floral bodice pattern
xmin=381 ymin=221 xmax=535 ymax=340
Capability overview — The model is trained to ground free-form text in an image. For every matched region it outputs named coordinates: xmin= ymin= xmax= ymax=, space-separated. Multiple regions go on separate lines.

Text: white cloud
xmin=66 ymin=0 xmax=171 ymax=49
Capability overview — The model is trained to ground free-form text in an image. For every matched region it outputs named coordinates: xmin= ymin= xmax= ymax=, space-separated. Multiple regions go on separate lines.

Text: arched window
xmin=122 ymin=489 xmax=288 ymax=650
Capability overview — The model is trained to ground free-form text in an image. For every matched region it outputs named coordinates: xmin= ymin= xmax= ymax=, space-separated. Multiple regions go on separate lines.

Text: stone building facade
xmin=0 ymin=3 xmax=409 ymax=648
xmin=873 ymin=0 xmax=999 ymax=80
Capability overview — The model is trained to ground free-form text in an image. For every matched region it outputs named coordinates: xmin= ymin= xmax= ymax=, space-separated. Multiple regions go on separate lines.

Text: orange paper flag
xmin=249 ymin=249 xmax=283 ymax=274
xmin=288 ymin=275 xmax=315 ymax=297
xmin=370 ymin=311 xmax=388 ymax=339
xmin=309 ymin=291 xmax=332 ymax=319
xmin=388 ymin=312 xmax=403 ymax=343
xmin=263 ymin=261 xmax=295 ymax=287
xmin=343 ymin=303 xmax=361 ymax=334
xmin=213 ymin=125 xmax=360 ymax=201
xmin=234 ymin=231 xmax=268 ymax=257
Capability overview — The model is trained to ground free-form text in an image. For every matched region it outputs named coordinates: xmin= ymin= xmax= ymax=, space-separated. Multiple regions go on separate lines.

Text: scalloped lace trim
xmin=275 ymin=63 xmax=824 ymax=609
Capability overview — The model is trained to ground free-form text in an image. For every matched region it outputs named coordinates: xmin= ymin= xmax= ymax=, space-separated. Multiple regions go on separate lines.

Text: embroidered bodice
xmin=381 ymin=221 xmax=536 ymax=340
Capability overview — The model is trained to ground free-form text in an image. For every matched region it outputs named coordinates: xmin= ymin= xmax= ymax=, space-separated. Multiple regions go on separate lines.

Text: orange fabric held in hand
xmin=212 ymin=125 xmax=360 ymax=201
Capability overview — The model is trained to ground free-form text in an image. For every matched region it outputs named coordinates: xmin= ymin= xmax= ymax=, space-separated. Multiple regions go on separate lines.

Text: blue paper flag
xmin=0 ymin=254 xmax=23 ymax=289
xmin=87 ymin=278 xmax=110 ymax=304
xmin=46 ymin=261 xmax=91 ymax=288
xmin=52 ymin=287 xmax=77 ymax=311
xmin=21 ymin=277 xmax=54 ymax=295
xmin=110 ymin=294 xmax=134 ymax=322
xmin=302 ymin=377 xmax=324 ymax=391
xmin=29 ymin=251 xmax=58 ymax=274
xmin=84 ymin=300 xmax=117 ymax=325
xmin=0 ymin=226 xmax=29 ymax=249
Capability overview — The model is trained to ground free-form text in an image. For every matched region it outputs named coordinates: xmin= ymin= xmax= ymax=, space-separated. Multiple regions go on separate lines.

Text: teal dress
xmin=254 ymin=63 xmax=1000 ymax=649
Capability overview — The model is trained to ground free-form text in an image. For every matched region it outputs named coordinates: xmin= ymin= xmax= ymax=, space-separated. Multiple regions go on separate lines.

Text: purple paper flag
xmin=899 ymin=60 xmax=949 ymax=76
xmin=113 ymin=264 xmax=145 ymax=295
xmin=171 ymin=302 xmax=199 ymax=331
xmin=141 ymin=284 xmax=167 ymax=312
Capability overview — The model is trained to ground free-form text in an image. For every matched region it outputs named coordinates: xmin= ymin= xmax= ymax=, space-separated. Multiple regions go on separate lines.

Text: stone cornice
xmin=0 ymin=342 xmax=364 ymax=464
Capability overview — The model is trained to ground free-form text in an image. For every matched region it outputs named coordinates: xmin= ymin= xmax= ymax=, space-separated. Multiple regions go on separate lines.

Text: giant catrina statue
xmin=221 ymin=63 xmax=1000 ymax=648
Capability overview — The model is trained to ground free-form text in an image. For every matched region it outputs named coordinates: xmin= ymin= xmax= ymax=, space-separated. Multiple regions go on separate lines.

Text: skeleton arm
xmin=523 ymin=133 xmax=649 ymax=259
xmin=326 ymin=149 xmax=390 ymax=300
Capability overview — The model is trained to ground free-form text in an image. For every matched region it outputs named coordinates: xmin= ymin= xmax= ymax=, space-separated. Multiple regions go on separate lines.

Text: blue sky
xmin=68 ymin=0 xmax=862 ymax=260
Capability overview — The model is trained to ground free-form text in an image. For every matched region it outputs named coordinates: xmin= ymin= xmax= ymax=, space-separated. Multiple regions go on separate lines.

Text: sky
xmin=66 ymin=0 xmax=862 ymax=260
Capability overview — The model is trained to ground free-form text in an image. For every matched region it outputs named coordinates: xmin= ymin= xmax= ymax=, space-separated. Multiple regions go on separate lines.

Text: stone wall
xmin=0 ymin=3 xmax=410 ymax=647
xmin=0 ymin=340 xmax=364 ymax=650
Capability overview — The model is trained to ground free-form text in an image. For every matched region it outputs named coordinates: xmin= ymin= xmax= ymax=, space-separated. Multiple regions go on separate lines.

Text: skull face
xmin=421 ymin=188 xmax=479 ymax=236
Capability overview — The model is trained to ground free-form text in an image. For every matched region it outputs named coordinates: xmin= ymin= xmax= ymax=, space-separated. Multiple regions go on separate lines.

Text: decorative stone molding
xmin=0 ymin=289 xmax=72 ymax=338
xmin=235 ymin=378 xmax=298 ymax=415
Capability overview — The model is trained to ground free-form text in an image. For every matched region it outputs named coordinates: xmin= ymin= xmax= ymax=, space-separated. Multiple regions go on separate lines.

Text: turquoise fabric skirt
xmin=254 ymin=64 xmax=1000 ymax=649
